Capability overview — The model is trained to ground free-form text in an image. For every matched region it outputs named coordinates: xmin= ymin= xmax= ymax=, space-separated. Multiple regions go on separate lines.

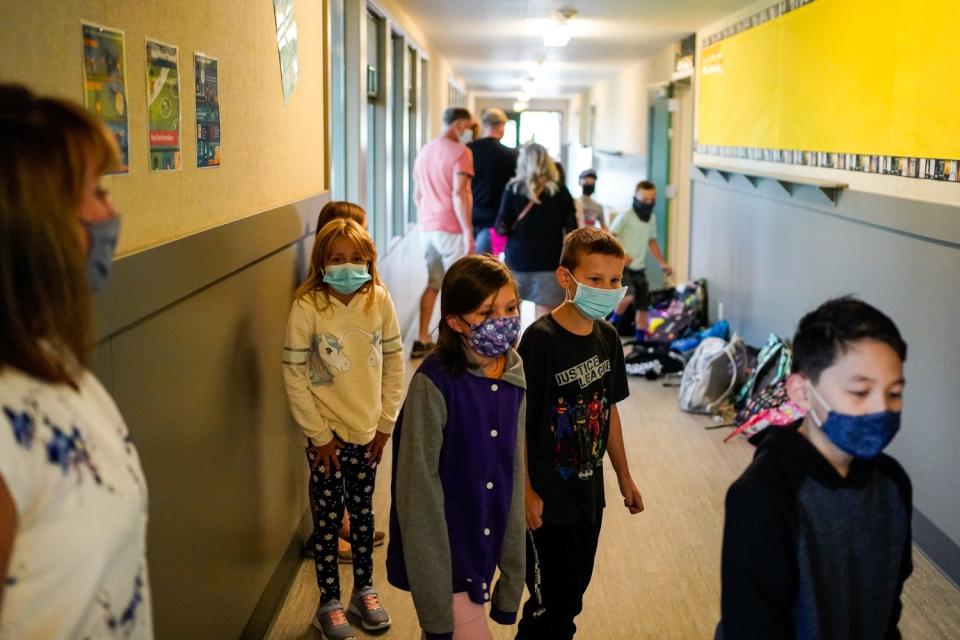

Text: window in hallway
xmin=366 ymin=9 xmax=386 ymax=251
xmin=502 ymin=117 xmax=518 ymax=148
xmin=390 ymin=30 xmax=406 ymax=239
xmin=329 ymin=0 xmax=346 ymax=199
xmin=519 ymin=110 xmax=562 ymax=158
xmin=407 ymin=46 xmax=420 ymax=226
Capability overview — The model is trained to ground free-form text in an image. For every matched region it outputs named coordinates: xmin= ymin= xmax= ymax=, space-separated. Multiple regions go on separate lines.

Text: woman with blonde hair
xmin=495 ymin=143 xmax=577 ymax=318
xmin=0 ymin=84 xmax=152 ymax=637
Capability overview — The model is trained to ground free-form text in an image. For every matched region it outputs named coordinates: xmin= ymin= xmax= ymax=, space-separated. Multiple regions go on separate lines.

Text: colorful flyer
xmin=273 ymin=0 xmax=300 ymax=104
xmin=194 ymin=53 xmax=221 ymax=168
xmin=146 ymin=39 xmax=181 ymax=171
xmin=81 ymin=23 xmax=130 ymax=173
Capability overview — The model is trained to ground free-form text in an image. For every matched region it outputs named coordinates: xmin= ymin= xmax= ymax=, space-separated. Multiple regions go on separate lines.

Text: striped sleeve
xmin=282 ymin=298 xmax=333 ymax=445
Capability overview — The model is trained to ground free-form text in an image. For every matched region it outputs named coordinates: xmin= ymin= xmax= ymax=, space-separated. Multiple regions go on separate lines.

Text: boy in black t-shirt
xmin=716 ymin=297 xmax=912 ymax=639
xmin=516 ymin=227 xmax=645 ymax=639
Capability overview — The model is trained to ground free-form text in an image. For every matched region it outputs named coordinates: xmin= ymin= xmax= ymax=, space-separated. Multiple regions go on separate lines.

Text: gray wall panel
xmin=90 ymin=197 xmax=332 ymax=638
xmin=87 ymin=190 xmax=431 ymax=637
xmin=689 ymin=175 xmax=960 ymax=582
xmin=109 ymin=244 xmax=309 ymax=639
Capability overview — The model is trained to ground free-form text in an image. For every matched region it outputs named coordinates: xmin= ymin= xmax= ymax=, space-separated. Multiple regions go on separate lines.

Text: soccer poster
xmin=194 ymin=53 xmax=221 ymax=168
xmin=146 ymin=39 xmax=181 ymax=171
xmin=81 ymin=23 xmax=129 ymax=173
xmin=273 ymin=0 xmax=300 ymax=104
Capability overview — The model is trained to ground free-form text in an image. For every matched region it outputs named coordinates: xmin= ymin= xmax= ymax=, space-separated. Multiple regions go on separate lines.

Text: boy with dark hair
xmin=716 ymin=296 xmax=912 ymax=639
xmin=516 ymin=227 xmax=645 ymax=639
xmin=608 ymin=180 xmax=672 ymax=343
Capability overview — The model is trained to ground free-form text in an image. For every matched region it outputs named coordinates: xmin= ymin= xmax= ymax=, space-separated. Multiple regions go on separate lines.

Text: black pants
xmin=516 ymin=513 xmax=603 ymax=640
xmin=306 ymin=443 xmax=378 ymax=603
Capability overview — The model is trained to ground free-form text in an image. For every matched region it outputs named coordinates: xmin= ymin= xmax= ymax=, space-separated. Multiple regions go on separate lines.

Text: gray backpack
xmin=678 ymin=335 xmax=744 ymax=414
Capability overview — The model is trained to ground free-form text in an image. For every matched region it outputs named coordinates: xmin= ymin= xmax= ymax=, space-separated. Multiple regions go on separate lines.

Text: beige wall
xmin=1 ymin=0 xmax=326 ymax=255
xmin=585 ymin=45 xmax=674 ymax=157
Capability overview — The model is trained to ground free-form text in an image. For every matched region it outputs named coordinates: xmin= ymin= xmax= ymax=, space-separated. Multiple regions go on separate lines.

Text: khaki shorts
xmin=422 ymin=230 xmax=466 ymax=290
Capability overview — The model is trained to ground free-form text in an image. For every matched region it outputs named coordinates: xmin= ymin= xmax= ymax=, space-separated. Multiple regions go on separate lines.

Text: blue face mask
xmin=322 ymin=262 xmax=372 ymax=294
xmin=565 ymin=269 xmax=627 ymax=321
xmin=809 ymin=385 xmax=901 ymax=459
xmin=83 ymin=215 xmax=120 ymax=293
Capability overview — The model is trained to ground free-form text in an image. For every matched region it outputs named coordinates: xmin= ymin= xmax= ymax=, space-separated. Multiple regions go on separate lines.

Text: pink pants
xmin=421 ymin=592 xmax=493 ymax=640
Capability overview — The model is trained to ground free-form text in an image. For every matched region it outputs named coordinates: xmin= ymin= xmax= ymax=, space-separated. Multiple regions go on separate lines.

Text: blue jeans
xmin=475 ymin=227 xmax=493 ymax=255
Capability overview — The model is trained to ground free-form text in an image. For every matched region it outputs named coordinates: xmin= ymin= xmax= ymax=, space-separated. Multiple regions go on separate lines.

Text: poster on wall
xmin=145 ymin=39 xmax=181 ymax=171
xmin=194 ymin=53 xmax=221 ymax=168
xmin=273 ymin=0 xmax=300 ymax=104
xmin=81 ymin=23 xmax=129 ymax=173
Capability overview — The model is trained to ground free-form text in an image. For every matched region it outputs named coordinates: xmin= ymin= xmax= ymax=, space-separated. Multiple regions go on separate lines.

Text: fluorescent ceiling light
xmin=543 ymin=22 xmax=570 ymax=47
xmin=543 ymin=9 xmax=576 ymax=48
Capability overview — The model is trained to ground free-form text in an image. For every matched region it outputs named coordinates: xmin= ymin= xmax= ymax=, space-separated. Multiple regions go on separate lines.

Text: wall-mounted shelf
xmin=694 ymin=161 xmax=848 ymax=205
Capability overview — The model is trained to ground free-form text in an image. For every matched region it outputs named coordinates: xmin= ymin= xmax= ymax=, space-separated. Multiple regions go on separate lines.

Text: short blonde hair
xmin=0 ymin=83 xmax=119 ymax=387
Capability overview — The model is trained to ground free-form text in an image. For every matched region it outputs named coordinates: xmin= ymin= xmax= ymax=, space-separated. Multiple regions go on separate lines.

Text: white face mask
xmin=459 ymin=128 xmax=474 ymax=144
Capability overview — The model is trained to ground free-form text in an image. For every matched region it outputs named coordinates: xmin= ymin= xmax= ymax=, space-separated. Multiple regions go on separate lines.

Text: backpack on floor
xmin=725 ymin=379 xmax=806 ymax=445
xmin=678 ymin=334 xmax=745 ymax=414
xmin=732 ymin=334 xmax=792 ymax=409
xmin=625 ymin=343 xmax=686 ymax=379
xmin=647 ymin=280 xmax=708 ymax=344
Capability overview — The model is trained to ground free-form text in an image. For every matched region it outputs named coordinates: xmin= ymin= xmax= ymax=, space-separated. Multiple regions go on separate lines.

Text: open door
xmin=646 ymin=88 xmax=671 ymax=289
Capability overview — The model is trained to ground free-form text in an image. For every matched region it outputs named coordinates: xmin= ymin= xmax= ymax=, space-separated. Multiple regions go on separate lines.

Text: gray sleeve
xmin=492 ymin=394 xmax=527 ymax=619
xmin=394 ymin=372 xmax=454 ymax=635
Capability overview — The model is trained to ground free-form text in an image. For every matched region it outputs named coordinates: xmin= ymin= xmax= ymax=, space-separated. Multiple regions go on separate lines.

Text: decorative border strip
xmin=702 ymin=0 xmax=816 ymax=47
xmin=695 ymin=145 xmax=960 ymax=182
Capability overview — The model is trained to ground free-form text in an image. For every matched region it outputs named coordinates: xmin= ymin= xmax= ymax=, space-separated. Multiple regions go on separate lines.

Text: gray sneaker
xmin=312 ymin=599 xmax=356 ymax=640
xmin=348 ymin=586 xmax=391 ymax=631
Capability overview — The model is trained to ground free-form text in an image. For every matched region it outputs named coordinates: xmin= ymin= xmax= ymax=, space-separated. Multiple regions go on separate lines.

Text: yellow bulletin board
xmin=698 ymin=0 xmax=960 ymax=161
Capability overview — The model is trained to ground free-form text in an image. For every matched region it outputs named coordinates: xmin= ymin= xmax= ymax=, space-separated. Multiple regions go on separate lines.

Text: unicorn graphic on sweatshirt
xmin=309 ymin=332 xmax=351 ymax=386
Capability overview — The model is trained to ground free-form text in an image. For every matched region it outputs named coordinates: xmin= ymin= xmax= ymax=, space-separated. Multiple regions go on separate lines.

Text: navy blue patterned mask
xmin=809 ymin=386 xmax=901 ymax=459
xmin=464 ymin=315 xmax=520 ymax=358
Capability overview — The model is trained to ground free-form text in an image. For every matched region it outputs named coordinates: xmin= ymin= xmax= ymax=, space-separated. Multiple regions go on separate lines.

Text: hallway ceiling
xmin=397 ymin=0 xmax=750 ymax=99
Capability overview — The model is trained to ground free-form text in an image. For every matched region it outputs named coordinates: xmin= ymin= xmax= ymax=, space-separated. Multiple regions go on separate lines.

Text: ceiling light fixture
xmin=513 ymin=100 xmax=529 ymax=113
xmin=543 ymin=9 xmax=576 ymax=48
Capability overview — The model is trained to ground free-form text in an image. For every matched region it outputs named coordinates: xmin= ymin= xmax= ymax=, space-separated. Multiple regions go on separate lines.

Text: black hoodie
xmin=716 ymin=422 xmax=912 ymax=640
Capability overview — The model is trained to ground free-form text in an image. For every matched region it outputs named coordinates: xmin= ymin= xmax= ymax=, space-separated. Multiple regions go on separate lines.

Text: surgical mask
xmin=565 ymin=269 xmax=627 ymax=321
xmin=83 ymin=215 xmax=120 ymax=293
xmin=322 ymin=263 xmax=372 ymax=294
xmin=808 ymin=385 xmax=901 ymax=459
xmin=459 ymin=128 xmax=474 ymax=144
xmin=632 ymin=197 xmax=654 ymax=222
xmin=464 ymin=315 xmax=521 ymax=358
xmin=582 ymin=183 xmax=596 ymax=196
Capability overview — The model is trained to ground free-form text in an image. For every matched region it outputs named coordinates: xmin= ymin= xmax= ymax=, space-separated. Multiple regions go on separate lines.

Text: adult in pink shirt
xmin=411 ymin=106 xmax=476 ymax=358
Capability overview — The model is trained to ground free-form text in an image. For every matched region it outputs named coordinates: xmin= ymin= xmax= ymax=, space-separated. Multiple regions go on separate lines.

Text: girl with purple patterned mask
xmin=388 ymin=254 xmax=528 ymax=636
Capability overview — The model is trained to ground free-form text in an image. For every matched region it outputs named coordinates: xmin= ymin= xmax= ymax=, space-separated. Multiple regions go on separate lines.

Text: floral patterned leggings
xmin=306 ymin=443 xmax=377 ymax=603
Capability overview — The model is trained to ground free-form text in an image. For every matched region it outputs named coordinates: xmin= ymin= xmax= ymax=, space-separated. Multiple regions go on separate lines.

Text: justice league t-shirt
xmin=518 ymin=313 xmax=629 ymax=524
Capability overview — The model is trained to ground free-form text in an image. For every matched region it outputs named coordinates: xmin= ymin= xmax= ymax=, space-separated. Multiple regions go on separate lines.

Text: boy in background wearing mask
xmin=516 ymin=228 xmax=645 ymax=639
xmin=575 ymin=169 xmax=606 ymax=230
xmin=716 ymin=297 xmax=912 ymax=639
xmin=608 ymin=180 xmax=672 ymax=343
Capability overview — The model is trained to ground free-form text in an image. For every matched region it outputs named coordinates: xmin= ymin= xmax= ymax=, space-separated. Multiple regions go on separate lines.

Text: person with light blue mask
xmin=0 ymin=83 xmax=153 ymax=638
xmin=516 ymin=227 xmax=645 ymax=639
xmin=282 ymin=216 xmax=404 ymax=639
xmin=716 ymin=296 xmax=912 ymax=640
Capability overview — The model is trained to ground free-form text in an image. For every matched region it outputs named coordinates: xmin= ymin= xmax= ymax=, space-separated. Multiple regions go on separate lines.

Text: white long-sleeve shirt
xmin=282 ymin=284 xmax=405 ymax=446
